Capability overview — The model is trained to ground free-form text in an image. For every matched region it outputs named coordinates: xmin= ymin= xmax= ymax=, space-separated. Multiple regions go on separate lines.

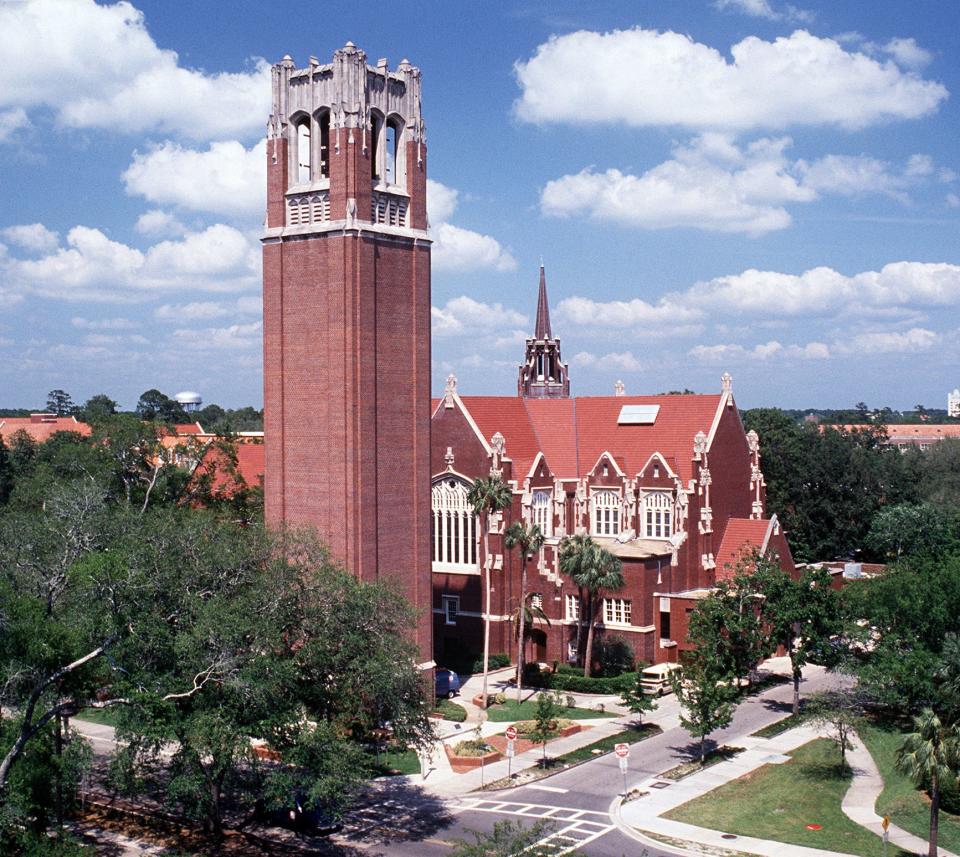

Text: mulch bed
xmin=486 ymin=722 xmax=587 ymax=755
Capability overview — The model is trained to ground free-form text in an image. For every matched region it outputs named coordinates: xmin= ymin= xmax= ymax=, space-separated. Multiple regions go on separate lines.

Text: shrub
xmin=494 ymin=692 xmax=507 ymax=705
xmin=471 ymin=652 xmax=511 ymax=673
xmin=524 ymin=664 xmax=638 ymax=695
xmin=453 ymin=738 xmax=492 ymax=757
xmin=596 ymin=635 xmax=635 ymax=677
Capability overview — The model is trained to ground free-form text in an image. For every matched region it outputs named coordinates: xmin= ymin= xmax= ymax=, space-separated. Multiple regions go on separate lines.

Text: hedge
xmin=525 ymin=665 xmax=637 ymax=695
xmin=470 ymin=652 xmax=511 ymax=674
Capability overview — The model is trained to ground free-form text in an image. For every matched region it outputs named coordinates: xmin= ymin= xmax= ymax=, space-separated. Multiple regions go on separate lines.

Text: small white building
xmin=949 ymin=388 xmax=960 ymax=418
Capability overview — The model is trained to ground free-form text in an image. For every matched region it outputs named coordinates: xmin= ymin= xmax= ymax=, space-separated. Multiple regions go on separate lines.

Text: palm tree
xmin=558 ymin=533 xmax=595 ymax=666
xmin=504 ymin=522 xmax=545 ymax=701
xmin=559 ymin=536 xmax=624 ymax=677
xmin=896 ymin=709 xmax=960 ymax=857
xmin=467 ymin=475 xmax=513 ymax=709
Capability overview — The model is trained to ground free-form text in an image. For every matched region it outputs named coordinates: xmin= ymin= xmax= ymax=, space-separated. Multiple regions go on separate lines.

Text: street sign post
xmin=882 ymin=816 xmax=890 ymax=857
xmin=615 ymin=743 xmax=630 ymax=795
xmin=505 ymin=726 xmax=518 ymax=741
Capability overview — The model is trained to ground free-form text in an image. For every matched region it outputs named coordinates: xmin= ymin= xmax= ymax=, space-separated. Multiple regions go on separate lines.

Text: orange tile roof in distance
xmin=0 ymin=415 xmax=92 ymax=444
xmin=458 ymin=394 xmax=722 ymax=483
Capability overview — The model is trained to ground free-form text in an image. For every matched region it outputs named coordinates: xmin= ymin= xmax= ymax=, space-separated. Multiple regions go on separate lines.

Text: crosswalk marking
xmin=451 ymin=798 xmax=615 ymax=855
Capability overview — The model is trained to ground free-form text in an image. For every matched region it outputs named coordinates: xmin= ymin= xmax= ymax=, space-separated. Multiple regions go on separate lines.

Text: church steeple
xmin=518 ymin=262 xmax=570 ymax=399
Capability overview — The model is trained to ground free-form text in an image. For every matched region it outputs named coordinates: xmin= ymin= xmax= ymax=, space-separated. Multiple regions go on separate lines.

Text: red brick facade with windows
xmin=428 ymin=271 xmax=795 ymax=670
xmin=262 ymin=45 xmax=433 ymax=664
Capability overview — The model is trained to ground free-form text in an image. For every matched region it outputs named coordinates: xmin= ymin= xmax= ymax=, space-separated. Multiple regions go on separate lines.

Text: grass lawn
xmin=373 ymin=747 xmax=420 ymax=776
xmin=434 ymin=699 xmax=468 ymax=722
xmin=72 ymin=707 xmax=122 ymax=727
xmin=861 ymin=723 xmax=960 ymax=855
xmin=750 ymin=710 xmax=811 ymax=739
xmin=556 ymin=723 xmax=661 ymax=765
xmin=665 ymin=738 xmax=912 ymax=857
xmin=485 ymin=698 xmax=616 ymax=723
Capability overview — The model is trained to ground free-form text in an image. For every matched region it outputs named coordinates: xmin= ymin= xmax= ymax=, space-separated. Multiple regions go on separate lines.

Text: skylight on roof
xmin=618 ymin=404 xmax=660 ymax=425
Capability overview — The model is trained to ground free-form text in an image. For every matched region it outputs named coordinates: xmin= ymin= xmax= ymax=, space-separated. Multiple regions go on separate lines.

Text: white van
xmin=640 ymin=662 xmax=682 ymax=696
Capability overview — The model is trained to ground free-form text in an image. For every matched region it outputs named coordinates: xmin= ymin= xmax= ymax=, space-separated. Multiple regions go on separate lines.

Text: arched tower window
xmin=531 ymin=489 xmax=552 ymax=537
xmin=591 ymin=488 xmax=620 ymax=537
xmin=643 ymin=491 xmax=673 ymax=539
xmin=296 ymin=119 xmax=311 ymax=184
xmin=316 ymin=110 xmax=330 ymax=179
xmin=431 ymin=478 xmax=478 ymax=568
xmin=385 ymin=115 xmax=404 ymax=188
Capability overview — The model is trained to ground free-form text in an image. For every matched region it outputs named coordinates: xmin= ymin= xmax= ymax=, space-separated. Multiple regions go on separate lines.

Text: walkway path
xmin=841 ymin=732 xmax=958 ymax=857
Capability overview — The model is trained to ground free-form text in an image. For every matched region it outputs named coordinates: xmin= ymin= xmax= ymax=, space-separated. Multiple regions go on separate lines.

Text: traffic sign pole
xmin=615 ymin=743 xmax=630 ymax=796
xmin=505 ymin=726 xmax=518 ymax=779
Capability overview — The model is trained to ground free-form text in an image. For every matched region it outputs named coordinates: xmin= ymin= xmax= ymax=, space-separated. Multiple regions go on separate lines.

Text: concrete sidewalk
xmin=842 ymin=732 xmax=958 ymax=857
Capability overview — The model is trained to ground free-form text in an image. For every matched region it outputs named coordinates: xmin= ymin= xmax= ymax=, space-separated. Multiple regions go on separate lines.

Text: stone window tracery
xmin=643 ymin=491 xmax=673 ymax=539
xmin=591 ymin=488 xmax=620 ymax=537
xmin=531 ymin=489 xmax=552 ymax=537
xmin=431 ymin=478 xmax=478 ymax=569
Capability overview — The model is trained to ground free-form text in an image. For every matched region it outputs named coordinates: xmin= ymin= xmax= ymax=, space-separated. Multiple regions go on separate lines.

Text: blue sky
xmin=1 ymin=0 xmax=958 ymax=411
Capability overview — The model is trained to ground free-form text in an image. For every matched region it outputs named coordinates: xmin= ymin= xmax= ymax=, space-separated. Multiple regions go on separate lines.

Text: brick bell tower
xmin=262 ymin=43 xmax=432 ymax=665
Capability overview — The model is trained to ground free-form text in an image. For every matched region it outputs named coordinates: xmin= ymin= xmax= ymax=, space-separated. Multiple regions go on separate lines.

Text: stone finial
xmin=746 ymin=429 xmax=760 ymax=454
xmin=444 ymin=446 xmax=455 ymax=469
xmin=491 ymin=432 xmax=506 ymax=457
xmin=281 ymin=54 xmax=295 ymax=67
xmin=309 ymin=55 xmax=319 ymax=66
xmin=614 ymin=379 xmax=625 ymax=397
xmin=443 ymin=373 xmax=457 ymax=408
xmin=721 ymin=372 xmax=733 ymax=394
xmin=693 ymin=430 xmax=708 ymax=458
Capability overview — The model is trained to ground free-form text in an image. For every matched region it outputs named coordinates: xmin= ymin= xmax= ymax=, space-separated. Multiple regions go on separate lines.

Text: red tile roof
xmin=456 ymin=395 xmax=722 ymax=482
xmin=193 ymin=441 xmax=264 ymax=495
xmin=828 ymin=424 xmax=960 ymax=442
xmin=0 ymin=415 xmax=92 ymax=444
xmin=715 ymin=518 xmax=772 ymax=580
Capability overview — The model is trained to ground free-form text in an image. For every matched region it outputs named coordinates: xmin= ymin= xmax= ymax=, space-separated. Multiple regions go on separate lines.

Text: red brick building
xmin=430 ymin=270 xmax=794 ymax=669
xmin=261 ymin=44 xmax=433 ymax=664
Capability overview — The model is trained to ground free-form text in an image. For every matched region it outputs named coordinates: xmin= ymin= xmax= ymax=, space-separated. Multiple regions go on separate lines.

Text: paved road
xmin=332 ymin=667 xmax=839 ymax=856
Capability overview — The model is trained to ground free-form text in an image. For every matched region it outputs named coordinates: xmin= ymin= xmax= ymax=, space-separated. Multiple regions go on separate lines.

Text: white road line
xmin=526 ymin=784 xmax=568 ymax=793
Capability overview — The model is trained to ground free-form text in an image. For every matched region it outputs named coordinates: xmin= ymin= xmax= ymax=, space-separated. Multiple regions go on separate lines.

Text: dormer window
xmin=643 ymin=491 xmax=672 ymax=539
xmin=592 ymin=489 xmax=620 ymax=537
xmin=532 ymin=489 xmax=552 ymax=537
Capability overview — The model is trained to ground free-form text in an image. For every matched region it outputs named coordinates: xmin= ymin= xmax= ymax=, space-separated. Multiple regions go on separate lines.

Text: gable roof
xmin=715 ymin=517 xmax=775 ymax=580
xmin=452 ymin=395 xmax=722 ymax=483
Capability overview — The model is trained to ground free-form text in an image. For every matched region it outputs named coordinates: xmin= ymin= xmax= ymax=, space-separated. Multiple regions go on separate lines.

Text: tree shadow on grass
xmin=795 ymin=759 xmax=853 ymax=784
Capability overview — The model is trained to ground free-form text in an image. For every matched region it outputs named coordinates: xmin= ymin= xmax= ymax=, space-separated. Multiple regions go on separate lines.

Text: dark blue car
xmin=435 ymin=667 xmax=461 ymax=699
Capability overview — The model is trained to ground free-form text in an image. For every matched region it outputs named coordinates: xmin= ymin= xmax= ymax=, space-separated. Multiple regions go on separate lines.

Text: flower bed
xmin=444 ymin=739 xmax=502 ymax=772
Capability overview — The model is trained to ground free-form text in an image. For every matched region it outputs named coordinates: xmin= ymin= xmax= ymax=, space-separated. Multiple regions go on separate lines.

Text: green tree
xmin=807 ymin=686 xmax=866 ymax=772
xmin=920 ymin=438 xmax=960 ymax=508
xmin=467 ymin=475 xmax=513 ymax=708
xmin=865 ymin=503 xmax=959 ymax=562
xmin=557 ymin=533 xmax=594 ymax=667
xmin=670 ymin=654 xmax=737 ymax=764
xmin=0 ymin=439 xmax=11 ymax=505
xmin=135 ymin=388 xmax=187 ymax=423
xmin=896 ymin=709 xmax=960 ymax=857
xmin=504 ymin=522 xmax=545 ymax=701
xmin=532 ymin=691 xmax=561 ymax=767
xmin=752 ymin=562 xmax=840 ymax=715
xmin=620 ymin=671 xmax=657 ymax=726
xmin=79 ymin=393 xmax=117 ymax=423
xmin=558 ymin=537 xmax=624 ymax=678
xmin=45 ymin=389 xmax=75 ymax=416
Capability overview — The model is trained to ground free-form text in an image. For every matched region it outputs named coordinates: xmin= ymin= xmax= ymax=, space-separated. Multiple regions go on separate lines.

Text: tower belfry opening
xmin=518 ymin=263 xmax=570 ymax=398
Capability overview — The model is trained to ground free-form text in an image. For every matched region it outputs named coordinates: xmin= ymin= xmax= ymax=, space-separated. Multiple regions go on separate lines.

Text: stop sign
xmin=614 ymin=742 xmax=630 ymax=758
xmin=505 ymin=726 xmax=518 ymax=741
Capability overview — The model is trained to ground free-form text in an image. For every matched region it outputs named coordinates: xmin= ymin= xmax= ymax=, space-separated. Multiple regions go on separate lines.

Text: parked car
xmin=435 ymin=667 xmax=461 ymax=699
xmin=639 ymin=662 xmax=682 ymax=696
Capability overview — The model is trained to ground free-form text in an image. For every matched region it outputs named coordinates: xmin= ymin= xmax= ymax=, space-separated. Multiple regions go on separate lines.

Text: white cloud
xmin=1 ymin=223 xmax=60 ymax=254
xmin=905 ymin=154 xmax=934 ymax=177
xmin=154 ymin=296 xmax=261 ymax=322
xmin=2 ymin=223 xmax=259 ymax=301
xmin=0 ymin=0 xmax=270 ymax=141
xmin=713 ymin=0 xmax=814 ymax=23
xmin=542 ymin=134 xmax=813 ymax=236
xmin=430 ymin=222 xmax=517 ymax=272
xmin=939 ymin=168 xmax=958 ymax=184
xmin=947 ymin=193 xmax=960 ymax=209
xmin=514 ymin=28 xmax=947 ymax=131
xmin=124 ymin=140 xmax=266 ymax=216
xmin=689 ymin=340 xmax=830 ymax=361
xmin=426 ymin=179 xmax=459 ymax=224
xmin=171 ymin=321 xmax=262 ymax=351
xmin=797 ymin=154 xmax=909 ymax=200
xmin=557 ymin=295 xmax=699 ymax=328
xmin=432 ymin=296 xmax=527 ymax=336
xmin=134 ymin=209 xmax=186 ymax=238
xmin=0 ymin=108 xmax=29 ymax=143
xmin=573 ymin=350 xmax=643 ymax=371
xmin=841 ymin=327 xmax=938 ymax=354
xmin=883 ymin=37 xmax=933 ymax=70
xmin=71 ymin=316 xmax=140 ymax=331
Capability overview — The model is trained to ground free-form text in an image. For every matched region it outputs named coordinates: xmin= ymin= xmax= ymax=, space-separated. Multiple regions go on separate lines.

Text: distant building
xmin=829 ymin=423 xmax=960 ymax=450
xmin=949 ymin=388 xmax=960 ymax=418
xmin=175 ymin=391 xmax=203 ymax=413
xmin=0 ymin=413 xmax=91 ymax=444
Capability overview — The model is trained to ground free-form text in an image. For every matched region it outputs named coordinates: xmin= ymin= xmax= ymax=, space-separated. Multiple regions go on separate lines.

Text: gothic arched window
xmin=531 ymin=489 xmax=552 ymax=537
xmin=316 ymin=110 xmax=330 ymax=179
xmin=296 ymin=118 xmax=311 ymax=184
xmin=431 ymin=478 xmax=478 ymax=568
xmin=643 ymin=491 xmax=673 ymax=539
xmin=591 ymin=489 xmax=620 ymax=537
